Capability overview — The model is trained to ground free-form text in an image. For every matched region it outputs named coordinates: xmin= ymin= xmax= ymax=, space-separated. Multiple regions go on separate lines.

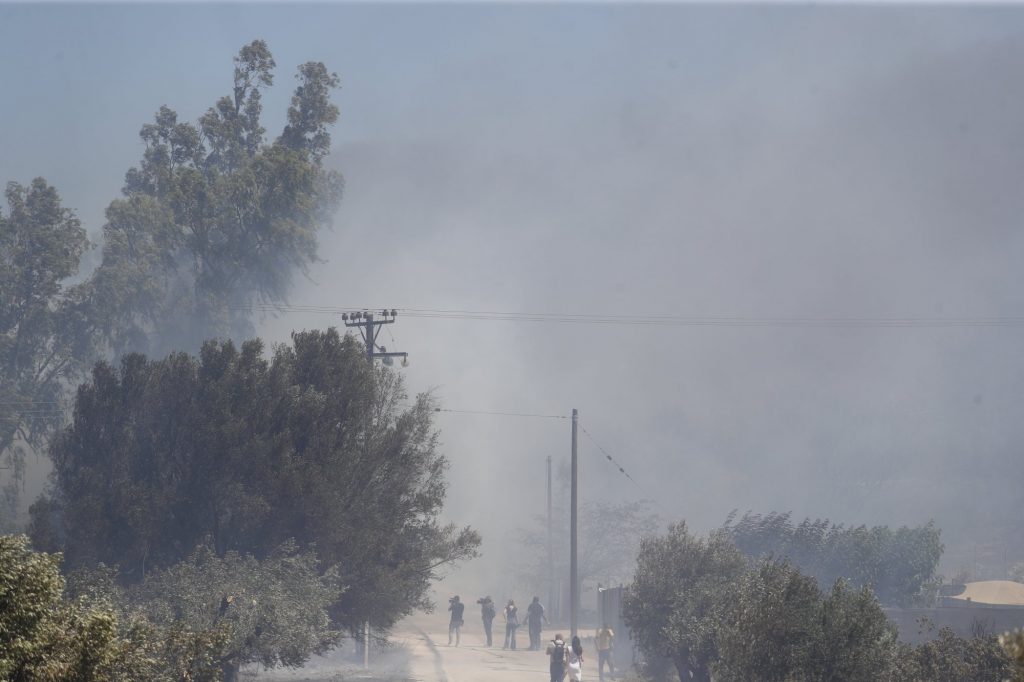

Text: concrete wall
xmin=598 ymin=586 xmax=636 ymax=668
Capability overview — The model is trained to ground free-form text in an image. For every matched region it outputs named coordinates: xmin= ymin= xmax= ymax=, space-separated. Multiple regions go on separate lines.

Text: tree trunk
xmin=692 ymin=660 xmax=712 ymax=682
xmin=673 ymin=653 xmax=712 ymax=682
xmin=674 ymin=654 xmax=693 ymax=680
xmin=222 ymin=660 xmax=240 ymax=682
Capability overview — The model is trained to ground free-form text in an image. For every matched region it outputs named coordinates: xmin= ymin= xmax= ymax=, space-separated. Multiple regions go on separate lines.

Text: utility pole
xmin=342 ymin=309 xmax=408 ymax=365
xmin=342 ymin=309 xmax=406 ymax=673
xmin=570 ymin=408 xmax=579 ymax=638
xmin=547 ymin=455 xmax=553 ymax=620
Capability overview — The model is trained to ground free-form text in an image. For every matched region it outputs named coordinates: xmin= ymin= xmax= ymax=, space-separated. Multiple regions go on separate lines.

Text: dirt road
xmin=401 ymin=623 xmax=551 ymax=682
xmin=250 ymin=614 xmax=556 ymax=682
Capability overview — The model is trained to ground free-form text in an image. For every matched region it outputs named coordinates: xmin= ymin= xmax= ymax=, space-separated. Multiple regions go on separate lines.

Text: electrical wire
xmin=433 ymin=408 xmax=568 ymax=419
xmin=236 ymin=304 xmax=1024 ymax=328
xmin=577 ymin=420 xmax=666 ymax=511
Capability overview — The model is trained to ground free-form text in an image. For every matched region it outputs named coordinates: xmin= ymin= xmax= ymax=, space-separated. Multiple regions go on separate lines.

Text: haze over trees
xmin=514 ymin=497 xmax=659 ymax=600
xmin=723 ymin=510 xmax=943 ymax=606
xmin=0 ymin=179 xmax=92 ymax=530
xmin=85 ymin=39 xmax=343 ymax=359
xmin=0 ymin=39 xmax=343 ymax=530
xmin=625 ymin=522 xmax=1017 ymax=682
xmin=1 ymin=38 xmax=482 ymax=681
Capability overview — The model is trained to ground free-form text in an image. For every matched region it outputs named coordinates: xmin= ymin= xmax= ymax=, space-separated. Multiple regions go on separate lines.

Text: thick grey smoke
xmin=5 ymin=4 xmax=1024 ymax=593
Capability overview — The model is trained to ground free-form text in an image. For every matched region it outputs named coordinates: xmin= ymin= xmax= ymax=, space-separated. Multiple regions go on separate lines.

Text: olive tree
xmin=623 ymin=522 xmax=746 ymax=682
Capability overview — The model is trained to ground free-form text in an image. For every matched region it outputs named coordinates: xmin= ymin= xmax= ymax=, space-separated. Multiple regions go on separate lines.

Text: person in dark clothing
xmin=525 ymin=596 xmax=548 ymax=650
xmin=547 ymin=633 xmax=568 ymax=682
xmin=447 ymin=595 xmax=465 ymax=646
xmin=503 ymin=599 xmax=519 ymax=650
xmin=477 ymin=596 xmax=496 ymax=646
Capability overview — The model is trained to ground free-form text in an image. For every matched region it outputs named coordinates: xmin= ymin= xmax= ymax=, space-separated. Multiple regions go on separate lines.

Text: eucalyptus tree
xmin=87 ymin=39 xmax=344 ymax=359
xmin=0 ymin=180 xmax=91 ymax=529
xmin=2 ymin=39 xmax=345 ymax=529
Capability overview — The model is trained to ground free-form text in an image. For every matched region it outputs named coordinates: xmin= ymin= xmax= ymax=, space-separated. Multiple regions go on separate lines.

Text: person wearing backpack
xmin=477 ymin=596 xmax=496 ymax=646
xmin=547 ymin=633 xmax=568 ymax=682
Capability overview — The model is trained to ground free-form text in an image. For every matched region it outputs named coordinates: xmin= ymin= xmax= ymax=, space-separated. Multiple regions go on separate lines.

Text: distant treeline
xmin=723 ymin=510 xmax=943 ymax=607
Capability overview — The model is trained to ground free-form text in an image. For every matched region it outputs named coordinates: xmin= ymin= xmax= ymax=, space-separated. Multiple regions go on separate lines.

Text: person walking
xmin=568 ymin=635 xmax=585 ymax=681
xmin=503 ymin=599 xmax=519 ymax=650
xmin=547 ymin=633 xmax=568 ymax=682
xmin=447 ymin=595 xmax=465 ymax=646
xmin=477 ymin=596 xmax=496 ymax=646
xmin=595 ymin=623 xmax=615 ymax=680
xmin=526 ymin=596 xmax=547 ymax=650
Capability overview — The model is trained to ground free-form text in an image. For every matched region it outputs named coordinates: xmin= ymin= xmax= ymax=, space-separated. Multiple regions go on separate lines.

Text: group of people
xmin=546 ymin=633 xmax=584 ymax=681
xmin=547 ymin=626 xmax=616 ymax=682
xmin=447 ymin=595 xmax=618 ymax=680
xmin=469 ymin=595 xmax=548 ymax=650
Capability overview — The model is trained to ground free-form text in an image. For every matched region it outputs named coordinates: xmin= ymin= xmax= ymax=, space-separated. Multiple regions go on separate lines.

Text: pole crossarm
xmin=340 ymin=310 xmax=408 ymax=364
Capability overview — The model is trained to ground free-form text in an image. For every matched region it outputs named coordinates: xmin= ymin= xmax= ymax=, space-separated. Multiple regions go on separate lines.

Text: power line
xmin=433 ymin=407 xmax=568 ymax=419
xmin=237 ymin=304 xmax=1024 ymax=328
xmin=577 ymin=420 xmax=665 ymax=510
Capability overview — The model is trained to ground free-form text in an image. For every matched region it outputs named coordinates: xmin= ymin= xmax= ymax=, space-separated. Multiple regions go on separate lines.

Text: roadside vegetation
xmin=624 ymin=521 xmax=1021 ymax=682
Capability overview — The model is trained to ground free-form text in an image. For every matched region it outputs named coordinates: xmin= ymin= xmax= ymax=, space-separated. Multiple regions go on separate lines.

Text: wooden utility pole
xmin=570 ymin=408 xmax=579 ymax=637
xmin=547 ymin=454 xmax=554 ymax=619
xmin=343 ymin=310 xmax=408 ymax=365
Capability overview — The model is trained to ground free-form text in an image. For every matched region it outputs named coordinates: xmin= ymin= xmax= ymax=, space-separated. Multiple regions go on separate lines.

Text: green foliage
xmin=278 ymin=61 xmax=341 ymax=161
xmin=84 ymin=39 xmax=343 ymax=359
xmin=1 ymin=39 xmax=344 ymax=529
xmin=627 ymin=526 xmax=900 ymax=682
xmin=892 ymin=626 xmax=1012 ymax=681
xmin=622 ymin=522 xmax=746 ymax=682
xmin=136 ymin=541 xmax=341 ymax=674
xmin=0 ymin=179 xmax=91 ymax=529
xmin=0 ymin=534 xmax=137 ymax=680
xmin=1000 ymin=629 xmax=1024 ymax=682
xmin=723 ymin=510 xmax=943 ymax=606
xmin=69 ymin=541 xmax=341 ymax=681
xmin=33 ymin=328 xmax=480 ymax=634
xmin=715 ymin=559 xmax=823 ymax=681
xmin=716 ymin=561 xmax=897 ymax=681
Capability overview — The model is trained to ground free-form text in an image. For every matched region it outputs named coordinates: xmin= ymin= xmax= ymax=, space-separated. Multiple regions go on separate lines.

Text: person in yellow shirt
xmin=595 ymin=623 xmax=616 ymax=680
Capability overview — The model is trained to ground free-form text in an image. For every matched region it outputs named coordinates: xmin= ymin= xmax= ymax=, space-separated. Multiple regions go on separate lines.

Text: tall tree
xmin=86 ymin=39 xmax=343 ymax=359
xmin=31 ymin=328 xmax=479 ymax=633
xmin=0 ymin=179 xmax=91 ymax=530
xmin=1 ymin=40 xmax=344 ymax=529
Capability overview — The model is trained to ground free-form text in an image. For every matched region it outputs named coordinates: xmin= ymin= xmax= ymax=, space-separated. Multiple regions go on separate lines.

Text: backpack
xmin=483 ymin=602 xmax=496 ymax=619
xmin=551 ymin=640 xmax=566 ymax=665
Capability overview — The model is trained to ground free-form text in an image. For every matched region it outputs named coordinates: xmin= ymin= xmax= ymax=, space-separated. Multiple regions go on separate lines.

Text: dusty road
xmin=400 ymin=622 xmax=552 ymax=682
xmin=250 ymin=613 xmax=560 ymax=682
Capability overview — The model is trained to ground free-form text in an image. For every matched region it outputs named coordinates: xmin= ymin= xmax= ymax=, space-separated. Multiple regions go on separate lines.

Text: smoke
xmin=5 ymin=4 xmax=1024 ymax=590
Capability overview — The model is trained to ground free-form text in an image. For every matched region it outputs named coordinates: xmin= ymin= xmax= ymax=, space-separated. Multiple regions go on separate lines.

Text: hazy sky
xmin=5 ymin=3 xmax=1024 ymax=587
